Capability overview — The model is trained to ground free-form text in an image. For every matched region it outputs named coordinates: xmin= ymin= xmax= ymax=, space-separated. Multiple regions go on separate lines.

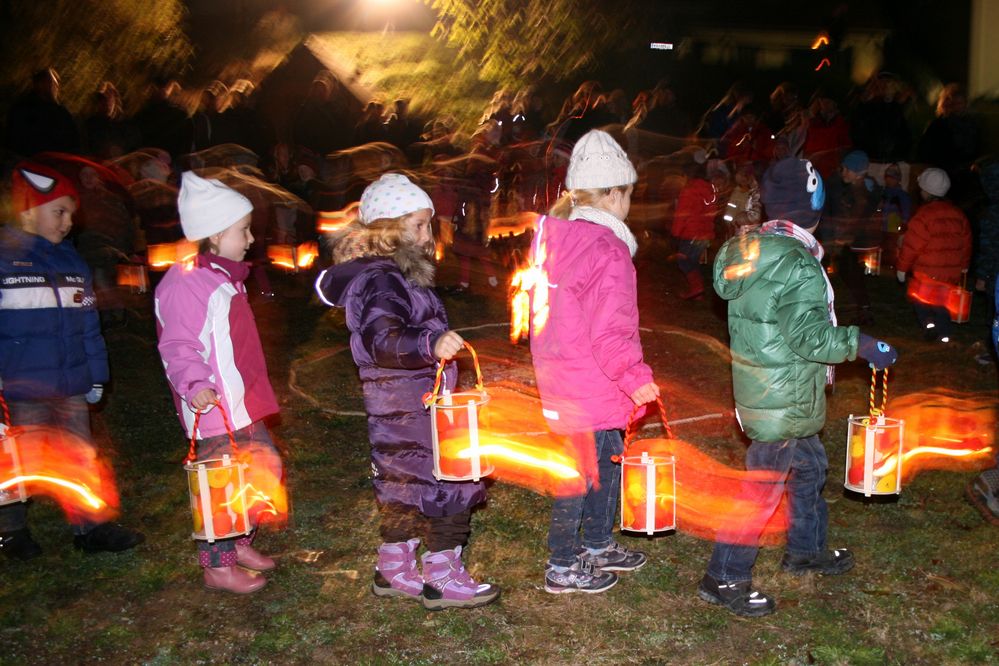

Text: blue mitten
xmin=858 ymin=333 xmax=898 ymax=370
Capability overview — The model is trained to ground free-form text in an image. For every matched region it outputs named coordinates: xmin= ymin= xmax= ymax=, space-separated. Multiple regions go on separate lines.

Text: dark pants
xmin=675 ymin=239 xmax=709 ymax=274
xmin=379 ymin=502 xmax=471 ymax=552
xmin=547 ymin=429 xmax=623 ymax=567
xmin=707 ymin=435 xmax=829 ymax=583
xmin=0 ymin=395 xmax=98 ymax=536
xmin=192 ymin=421 xmax=282 ymax=567
xmin=833 ymin=246 xmax=870 ymax=309
xmin=914 ymin=302 xmax=952 ymax=341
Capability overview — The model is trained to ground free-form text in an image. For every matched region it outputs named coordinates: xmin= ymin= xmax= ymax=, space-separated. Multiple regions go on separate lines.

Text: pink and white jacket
xmin=154 ymin=254 xmax=279 ymax=439
xmin=529 ymin=215 xmax=653 ymax=434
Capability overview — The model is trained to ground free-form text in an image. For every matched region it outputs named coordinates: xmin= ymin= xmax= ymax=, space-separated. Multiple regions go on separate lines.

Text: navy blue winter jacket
xmin=0 ymin=226 xmax=109 ymax=400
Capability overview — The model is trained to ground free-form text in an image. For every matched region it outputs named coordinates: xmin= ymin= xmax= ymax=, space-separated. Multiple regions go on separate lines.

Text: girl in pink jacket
xmin=530 ymin=130 xmax=659 ymax=594
xmin=155 ymin=172 xmax=282 ymax=594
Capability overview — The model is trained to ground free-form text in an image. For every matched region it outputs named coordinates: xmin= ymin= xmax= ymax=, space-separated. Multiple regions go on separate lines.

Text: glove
xmin=896 ymin=270 xmax=906 ymax=283
xmin=85 ymin=384 xmax=104 ymax=404
xmin=858 ymin=333 xmax=898 ymax=370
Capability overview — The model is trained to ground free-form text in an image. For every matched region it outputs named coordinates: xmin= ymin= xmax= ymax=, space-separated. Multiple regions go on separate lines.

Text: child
xmin=0 ymin=161 xmax=144 ymax=559
xmin=528 ymin=130 xmax=659 ymax=594
xmin=723 ymin=162 xmax=762 ymax=237
xmin=896 ymin=168 xmax=972 ymax=344
xmin=155 ymin=172 xmax=282 ymax=594
xmin=315 ymin=173 xmax=499 ymax=610
xmin=703 ymin=158 xmax=899 ymax=617
xmin=671 ymin=157 xmax=717 ymax=300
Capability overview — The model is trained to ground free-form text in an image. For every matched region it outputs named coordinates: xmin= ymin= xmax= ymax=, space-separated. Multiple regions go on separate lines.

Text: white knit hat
xmin=358 ymin=173 xmax=434 ymax=225
xmin=917 ymin=168 xmax=951 ymax=197
xmin=178 ymin=171 xmax=253 ymax=241
xmin=565 ymin=130 xmax=637 ymax=190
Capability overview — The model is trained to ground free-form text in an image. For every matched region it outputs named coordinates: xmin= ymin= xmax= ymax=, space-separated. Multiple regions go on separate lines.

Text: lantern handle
xmin=184 ymin=399 xmax=238 ymax=464
xmin=622 ymin=393 xmax=672 ymax=456
xmin=422 ymin=341 xmax=484 ymax=408
xmin=868 ymin=367 xmax=890 ymax=419
xmin=0 ymin=391 xmax=10 ymax=429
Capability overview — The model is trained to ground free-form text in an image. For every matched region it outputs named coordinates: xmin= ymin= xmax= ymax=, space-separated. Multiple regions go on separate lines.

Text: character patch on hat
xmin=805 ymin=160 xmax=825 ymax=211
xmin=19 ymin=168 xmax=57 ymax=194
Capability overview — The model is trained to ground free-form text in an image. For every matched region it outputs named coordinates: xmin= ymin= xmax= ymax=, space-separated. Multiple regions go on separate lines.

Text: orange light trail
xmin=0 ymin=475 xmax=105 ymax=510
xmin=811 ymin=33 xmax=829 ymax=49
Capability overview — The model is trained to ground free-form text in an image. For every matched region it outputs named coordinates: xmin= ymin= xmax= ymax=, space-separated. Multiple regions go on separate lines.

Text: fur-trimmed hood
xmin=327 ymin=222 xmax=436 ymax=289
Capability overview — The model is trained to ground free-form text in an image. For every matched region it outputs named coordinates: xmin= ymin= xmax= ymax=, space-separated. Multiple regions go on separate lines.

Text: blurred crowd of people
xmin=1 ymin=66 xmax=997 ymax=322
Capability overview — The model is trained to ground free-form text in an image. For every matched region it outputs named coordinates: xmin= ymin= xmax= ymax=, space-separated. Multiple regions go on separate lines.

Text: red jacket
xmin=897 ymin=200 xmax=971 ymax=284
xmin=671 ymin=178 xmax=717 ymax=240
xmin=803 ymin=114 xmax=851 ymax=179
xmin=529 ymin=215 xmax=653 ymax=434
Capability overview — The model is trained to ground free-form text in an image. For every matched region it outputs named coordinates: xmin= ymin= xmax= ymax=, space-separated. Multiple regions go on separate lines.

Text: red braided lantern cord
xmin=868 ymin=367 xmax=890 ymax=420
xmin=184 ymin=400 xmax=238 ymax=464
xmin=422 ymin=341 xmax=484 ymax=408
xmin=0 ymin=392 xmax=10 ymax=429
xmin=623 ymin=391 xmax=671 ymax=457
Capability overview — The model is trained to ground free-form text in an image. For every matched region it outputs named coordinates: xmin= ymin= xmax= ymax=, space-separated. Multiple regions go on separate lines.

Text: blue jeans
xmin=707 ymin=435 xmax=829 ymax=583
xmin=547 ymin=429 xmax=623 ymax=567
xmin=0 ymin=395 xmax=98 ymax=535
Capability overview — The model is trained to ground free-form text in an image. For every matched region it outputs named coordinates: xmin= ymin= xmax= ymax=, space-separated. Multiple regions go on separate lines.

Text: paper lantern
xmin=844 ymin=414 xmax=905 ymax=497
xmin=184 ymin=454 xmax=251 ymax=542
xmin=620 ymin=452 xmax=676 ymax=535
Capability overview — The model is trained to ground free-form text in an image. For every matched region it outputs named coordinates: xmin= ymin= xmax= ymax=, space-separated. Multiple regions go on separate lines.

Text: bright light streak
xmin=455 ymin=443 xmax=581 ymax=479
xmin=650 ymin=42 xmax=674 ymax=51
xmin=811 ymin=33 xmax=829 ymax=49
xmin=0 ymin=475 xmax=105 ymax=510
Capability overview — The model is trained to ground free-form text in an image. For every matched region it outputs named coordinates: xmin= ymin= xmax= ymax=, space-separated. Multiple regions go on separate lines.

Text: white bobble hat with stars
xmin=358 ymin=173 xmax=434 ymax=225
xmin=565 ymin=129 xmax=637 ymax=190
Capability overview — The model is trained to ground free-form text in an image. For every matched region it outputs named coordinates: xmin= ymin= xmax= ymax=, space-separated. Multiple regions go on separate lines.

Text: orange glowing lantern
xmin=619 ymin=398 xmax=677 ymax=535
xmin=845 ymin=414 xmax=904 ymax=496
xmin=184 ymin=455 xmax=251 ymax=542
xmin=424 ymin=342 xmax=495 ymax=482
xmin=907 ymin=273 xmax=972 ymax=323
xmin=267 ymin=242 xmax=318 ymax=272
xmin=116 ymin=264 xmax=149 ymax=293
xmin=859 ymin=248 xmax=881 ymax=276
xmin=845 ymin=368 xmax=905 ymax=496
xmin=148 ymin=240 xmax=198 ymax=271
xmin=0 ymin=399 xmax=27 ymax=507
xmin=621 ymin=451 xmax=676 ymax=535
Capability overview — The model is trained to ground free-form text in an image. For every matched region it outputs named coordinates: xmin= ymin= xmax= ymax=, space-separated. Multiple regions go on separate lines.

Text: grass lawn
xmin=1 ymin=225 xmax=998 ymax=665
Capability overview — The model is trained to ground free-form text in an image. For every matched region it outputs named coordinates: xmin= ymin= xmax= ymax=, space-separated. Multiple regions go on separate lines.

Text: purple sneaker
xmin=421 ymin=546 xmax=500 ymax=610
xmin=372 ymin=538 xmax=424 ymax=601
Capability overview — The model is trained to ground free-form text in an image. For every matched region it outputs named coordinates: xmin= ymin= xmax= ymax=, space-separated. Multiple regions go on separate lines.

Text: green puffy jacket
xmin=713 ymin=231 xmax=860 ymax=442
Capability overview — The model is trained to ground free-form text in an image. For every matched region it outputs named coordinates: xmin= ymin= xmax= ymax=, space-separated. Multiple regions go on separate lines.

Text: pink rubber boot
xmin=235 ymin=535 xmax=276 ymax=572
xmin=421 ymin=546 xmax=500 ymax=610
xmin=372 ymin=538 xmax=424 ymax=601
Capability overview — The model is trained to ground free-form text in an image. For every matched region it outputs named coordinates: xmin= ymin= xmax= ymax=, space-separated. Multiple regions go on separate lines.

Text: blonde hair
xmin=330 ymin=212 xmax=419 ymax=264
xmin=548 ymin=186 xmax=623 ymax=219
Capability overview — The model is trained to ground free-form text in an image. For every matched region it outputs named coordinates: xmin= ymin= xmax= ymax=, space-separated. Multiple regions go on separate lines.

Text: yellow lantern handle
xmin=622 ymin=393 xmax=672 ymax=457
xmin=422 ymin=341 xmax=485 ymax=408
xmin=184 ymin=400 xmax=238 ymax=464
xmin=869 ymin=367 xmax=890 ymax=419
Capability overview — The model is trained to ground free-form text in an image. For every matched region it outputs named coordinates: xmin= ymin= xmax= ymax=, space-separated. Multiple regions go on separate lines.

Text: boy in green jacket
xmin=699 ymin=158 xmax=898 ymax=617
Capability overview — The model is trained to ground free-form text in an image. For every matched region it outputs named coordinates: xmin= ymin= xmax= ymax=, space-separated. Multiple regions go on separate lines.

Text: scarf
xmin=570 ymin=205 xmax=638 ymax=258
xmin=759 ymin=219 xmax=838 ymax=384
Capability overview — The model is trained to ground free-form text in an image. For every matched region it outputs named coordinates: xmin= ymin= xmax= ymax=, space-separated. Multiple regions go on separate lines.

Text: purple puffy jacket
xmin=315 ymin=256 xmax=486 ymax=517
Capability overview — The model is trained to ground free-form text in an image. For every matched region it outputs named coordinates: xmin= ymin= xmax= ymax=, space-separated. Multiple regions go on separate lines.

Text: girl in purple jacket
xmin=155 ymin=172 xmax=282 ymax=594
xmin=530 ymin=130 xmax=659 ymax=594
xmin=315 ymin=173 xmax=499 ymax=610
